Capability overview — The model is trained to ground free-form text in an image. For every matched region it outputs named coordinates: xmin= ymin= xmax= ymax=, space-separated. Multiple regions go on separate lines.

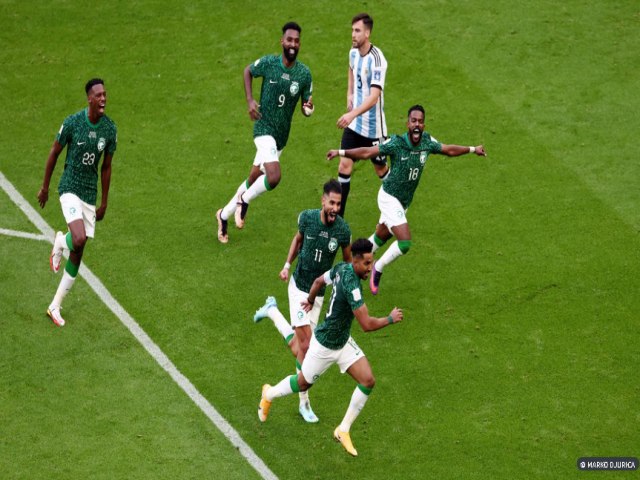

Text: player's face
xmin=353 ymin=252 xmax=374 ymax=280
xmin=351 ymin=20 xmax=370 ymax=49
xmin=321 ymin=191 xmax=342 ymax=225
xmin=87 ymin=84 xmax=107 ymax=118
xmin=281 ymin=29 xmax=301 ymax=63
xmin=407 ymin=110 xmax=425 ymax=145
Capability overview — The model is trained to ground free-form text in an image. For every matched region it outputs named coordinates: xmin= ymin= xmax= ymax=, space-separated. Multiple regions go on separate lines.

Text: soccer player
xmin=335 ymin=13 xmax=389 ymax=218
xmin=258 ymin=238 xmax=403 ymax=457
xmin=253 ymin=179 xmax=351 ymax=423
xmin=327 ymin=104 xmax=486 ymax=294
xmin=216 ymin=21 xmax=314 ymax=243
xmin=37 ymin=78 xmax=117 ymax=327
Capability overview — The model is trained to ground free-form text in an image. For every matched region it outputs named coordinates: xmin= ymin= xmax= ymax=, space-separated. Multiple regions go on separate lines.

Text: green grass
xmin=1 ymin=0 xmax=638 ymax=479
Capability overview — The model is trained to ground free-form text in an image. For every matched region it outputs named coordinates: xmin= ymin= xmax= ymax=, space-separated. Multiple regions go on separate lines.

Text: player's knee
xmin=398 ymin=239 xmax=412 ymax=254
xmin=71 ymin=232 xmax=87 ymax=251
xmin=338 ymin=158 xmax=353 ymax=176
xmin=360 ymin=374 xmax=376 ymax=390
xmin=266 ymin=172 xmax=281 ymax=190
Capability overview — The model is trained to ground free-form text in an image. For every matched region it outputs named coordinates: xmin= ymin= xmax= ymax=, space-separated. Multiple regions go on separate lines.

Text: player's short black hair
xmin=323 ymin=179 xmax=342 ymax=196
xmin=282 ymin=22 xmax=301 ymax=34
xmin=352 ymin=13 xmax=373 ymax=31
xmin=408 ymin=104 xmax=425 ymax=117
xmin=85 ymin=78 xmax=104 ymax=94
xmin=351 ymin=238 xmax=373 ymax=258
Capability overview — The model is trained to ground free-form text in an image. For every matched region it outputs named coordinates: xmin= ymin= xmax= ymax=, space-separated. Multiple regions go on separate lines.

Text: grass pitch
xmin=1 ymin=1 xmax=638 ymax=478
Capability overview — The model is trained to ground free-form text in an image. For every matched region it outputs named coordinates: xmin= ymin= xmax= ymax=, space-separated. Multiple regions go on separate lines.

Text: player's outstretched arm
xmin=439 ymin=144 xmax=487 ymax=157
xmin=354 ymin=305 xmax=403 ymax=332
xmin=326 ymin=146 xmax=380 ymax=161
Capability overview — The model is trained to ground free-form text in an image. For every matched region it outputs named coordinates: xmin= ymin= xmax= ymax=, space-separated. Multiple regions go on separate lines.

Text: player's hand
xmin=301 ymin=299 xmax=313 ymax=313
xmin=37 ymin=187 xmax=48 ymax=208
xmin=96 ymin=204 xmax=107 ymax=221
xmin=279 ymin=267 xmax=289 ymax=282
xmin=247 ymin=99 xmax=261 ymax=121
xmin=389 ymin=307 xmax=403 ymax=324
xmin=326 ymin=150 xmax=340 ymax=161
xmin=474 ymin=145 xmax=487 ymax=157
xmin=337 ymin=112 xmax=354 ymax=129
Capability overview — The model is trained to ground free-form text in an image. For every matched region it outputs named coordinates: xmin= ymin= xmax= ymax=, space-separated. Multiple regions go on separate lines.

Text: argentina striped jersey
xmin=348 ymin=45 xmax=388 ymax=139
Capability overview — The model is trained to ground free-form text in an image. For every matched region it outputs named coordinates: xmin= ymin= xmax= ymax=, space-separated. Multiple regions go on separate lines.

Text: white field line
xmin=0 ymin=172 xmax=277 ymax=480
xmin=0 ymin=228 xmax=48 ymax=242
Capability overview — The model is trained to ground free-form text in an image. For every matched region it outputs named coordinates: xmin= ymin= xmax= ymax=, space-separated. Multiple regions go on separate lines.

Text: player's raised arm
xmin=439 ymin=144 xmax=486 ymax=157
xmin=326 ymin=145 xmax=380 ymax=161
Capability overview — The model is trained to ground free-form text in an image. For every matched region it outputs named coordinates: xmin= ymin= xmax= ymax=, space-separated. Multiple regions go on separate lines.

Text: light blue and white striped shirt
xmin=348 ymin=44 xmax=388 ymax=139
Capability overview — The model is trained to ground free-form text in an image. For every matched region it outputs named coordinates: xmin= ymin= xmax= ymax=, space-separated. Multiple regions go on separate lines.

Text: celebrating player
xmin=327 ymin=104 xmax=486 ymax=294
xmin=258 ymin=238 xmax=403 ymax=456
xmin=335 ymin=13 xmax=389 ymax=217
xmin=216 ymin=21 xmax=314 ymax=243
xmin=253 ymin=179 xmax=351 ymax=423
xmin=37 ymin=78 xmax=117 ymax=327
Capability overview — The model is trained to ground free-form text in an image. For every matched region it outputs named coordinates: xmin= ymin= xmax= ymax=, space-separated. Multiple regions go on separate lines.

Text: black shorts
xmin=340 ymin=128 xmax=387 ymax=166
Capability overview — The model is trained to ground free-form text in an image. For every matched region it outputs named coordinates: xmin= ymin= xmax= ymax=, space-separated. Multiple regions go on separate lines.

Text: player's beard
xmin=283 ymin=46 xmax=298 ymax=62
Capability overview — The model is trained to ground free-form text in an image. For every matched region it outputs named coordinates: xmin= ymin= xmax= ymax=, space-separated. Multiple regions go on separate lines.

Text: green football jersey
xmin=56 ymin=108 xmax=117 ymax=205
xmin=314 ymin=262 xmax=364 ymax=350
xmin=293 ymin=209 xmax=351 ymax=296
xmin=249 ymin=54 xmax=312 ymax=150
xmin=379 ymin=132 xmax=441 ymax=209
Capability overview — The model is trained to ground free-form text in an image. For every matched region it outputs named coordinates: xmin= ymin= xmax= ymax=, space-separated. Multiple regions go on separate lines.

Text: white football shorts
xmin=288 ymin=276 xmax=324 ymax=328
xmin=253 ymin=135 xmax=282 ymax=169
xmin=301 ymin=335 xmax=366 ymax=384
xmin=377 ymin=186 xmax=407 ymax=228
xmin=59 ymin=192 xmax=96 ymax=238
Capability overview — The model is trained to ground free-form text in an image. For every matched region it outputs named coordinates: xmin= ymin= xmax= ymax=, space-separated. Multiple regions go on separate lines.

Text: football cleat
xmin=49 ymin=231 xmax=65 ymax=273
xmin=334 ymin=427 xmax=358 ymax=456
xmin=235 ymin=196 xmax=249 ymax=229
xmin=258 ymin=384 xmax=272 ymax=422
xmin=216 ymin=209 xmax=228 ymax=243
xmin=370 ymin=261 xmax=382 ymax=295
xmin=46 ymin=305 xmax=65 ymax=327
xmin=253 ymin=296 xmax=277 ymax=323
xmin=299 ymin=401 xmax=319 ymax=423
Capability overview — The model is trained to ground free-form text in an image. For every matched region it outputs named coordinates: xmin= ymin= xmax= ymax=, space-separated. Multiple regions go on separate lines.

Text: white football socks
xmin=376 ymin=241 xmax=403 ymax=272
xmin=51 ymin=270 xmax=76 ymax=309
xmin=339 ymin=387 xmax=370 ymax=432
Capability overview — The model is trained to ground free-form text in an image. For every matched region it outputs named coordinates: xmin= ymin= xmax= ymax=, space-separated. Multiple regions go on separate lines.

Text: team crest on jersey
xmin=98 ymin=138 xmax=106 ymax=152
xmin=328 ymin=238 xmax=338 ymax=252
xmin=290 ymin=81 xmax=299 ymax=96
xmin=420 ymin=152 xmax=427 ymax=164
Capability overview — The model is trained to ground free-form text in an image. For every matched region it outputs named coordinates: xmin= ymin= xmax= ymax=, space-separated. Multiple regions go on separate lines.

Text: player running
xmin=216 ymin=21 xmax=314 ymax=243
xmin=37 ymin=78 xmax=117 ymax=327
xmin=327 ymin=104 xmax=486 ymax=294
xmin=258 ymin=238 xmax=403 ymax=457
xmin=253 ymin=179 xmax=351 ymax=423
